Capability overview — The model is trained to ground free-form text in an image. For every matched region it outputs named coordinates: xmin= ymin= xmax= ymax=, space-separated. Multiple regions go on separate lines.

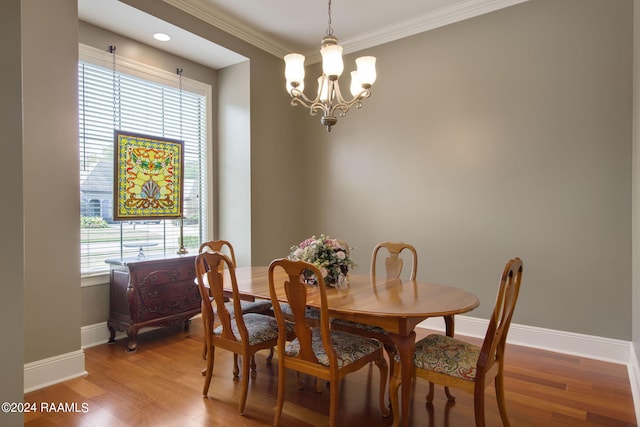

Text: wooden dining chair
xmin=198 ymin=240 xmax=273 ymax=361
xmin=199 ymin=239 xmax=272 ymax=315
xmin=370 ymin=241 xmax=418 ymax=281
xmin=332 ymin=242 xmax=418 ymax=378
xmin=199 ymin=239 xmax=238 ymax=266
xmin=268 ymin=258 xmax=391 ymax=427
xmin=195 ymin=251 xmax=283 ymax=415
xmin=389 ymin=257 xmax=523 ymax=427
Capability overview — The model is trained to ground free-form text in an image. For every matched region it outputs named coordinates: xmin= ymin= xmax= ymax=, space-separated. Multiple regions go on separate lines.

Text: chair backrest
xmin=371 ymin=242 xmax=418 ymax=280
xmin=477 ymin=257 xmax=523 ymax=376
xmin=199 ymin=240 xmax=237 ymax=267
xmin=195 ymin=251 xmax=248 ymax=343
xmin=268 ymin=258 xmax=336 ymax=367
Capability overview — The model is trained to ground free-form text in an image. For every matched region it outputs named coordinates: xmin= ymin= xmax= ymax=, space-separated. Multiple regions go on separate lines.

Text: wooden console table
xmin=106 ymin=254 xmax=201 ymax=352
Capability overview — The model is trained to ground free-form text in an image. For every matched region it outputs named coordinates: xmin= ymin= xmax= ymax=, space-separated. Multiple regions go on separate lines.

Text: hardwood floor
xmin=24 ymin=318 xmax=637 ymax=426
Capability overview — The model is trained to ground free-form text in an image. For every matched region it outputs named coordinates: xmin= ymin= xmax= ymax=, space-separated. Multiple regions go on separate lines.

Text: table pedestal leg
xmin=444 ymin=315 xmax=456 ymax=401
xmin=389 ymin=330 xmax=416 ymax=427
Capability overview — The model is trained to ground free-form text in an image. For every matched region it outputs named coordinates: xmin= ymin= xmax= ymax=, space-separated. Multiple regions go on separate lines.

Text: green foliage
xmin=181 ymin=235 xmax=199 ymax=248
xmin=81 ymin=216 xmax=108 ymax=228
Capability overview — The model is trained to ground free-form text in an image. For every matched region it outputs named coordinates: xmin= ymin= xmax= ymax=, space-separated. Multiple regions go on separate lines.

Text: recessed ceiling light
xmin=153 ymin=33 xmax=171 ymax=42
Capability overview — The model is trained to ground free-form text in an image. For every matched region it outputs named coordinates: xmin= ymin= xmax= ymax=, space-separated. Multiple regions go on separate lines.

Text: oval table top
xmin=229 ymin=265 xmax=480 ymax=321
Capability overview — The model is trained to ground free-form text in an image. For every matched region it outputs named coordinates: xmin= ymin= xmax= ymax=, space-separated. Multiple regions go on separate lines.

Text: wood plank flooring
xmin=24 ymin=318 xmax=637 ymax=426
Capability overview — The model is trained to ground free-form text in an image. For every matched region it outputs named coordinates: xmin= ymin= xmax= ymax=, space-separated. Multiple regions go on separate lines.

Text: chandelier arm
xmin=328 ymin=86 xmax=371 ymax=117
xmin=289 ymin=89 xmax=330 ymax=117
xmin=331 ymin=79 xmax=346 ymax=105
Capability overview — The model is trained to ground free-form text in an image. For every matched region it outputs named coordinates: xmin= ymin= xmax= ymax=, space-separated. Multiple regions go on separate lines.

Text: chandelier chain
xmin=109 ymin=45 xmax=119 ymax=131
xmin=177 ymin=68 xmax=183 ymax=140
xmin=326 ymin=0 xmax=333 ymax=36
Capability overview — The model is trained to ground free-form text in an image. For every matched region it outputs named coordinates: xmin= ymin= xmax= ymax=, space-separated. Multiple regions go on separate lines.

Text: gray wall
xmin=22 ymin=0 xmax=81 ymax=362
xmin=217 ymin=60 xmax=252 ymax=266
xmin=633 ymin=0 xmax=640 ymax=372
xmin=298 ymin=0 xmax=633 ymax=340
xmin=1 ymin=0 xmax=25 ymax=424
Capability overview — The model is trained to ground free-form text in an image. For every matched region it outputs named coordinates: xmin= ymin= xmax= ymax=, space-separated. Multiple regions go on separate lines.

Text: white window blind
xmin=79 ymin=46 xmax=209 ymax=276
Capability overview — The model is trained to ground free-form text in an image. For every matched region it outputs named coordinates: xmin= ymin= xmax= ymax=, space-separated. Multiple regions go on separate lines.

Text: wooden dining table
xmin=224 ymin=266 xmax=480 ymax=427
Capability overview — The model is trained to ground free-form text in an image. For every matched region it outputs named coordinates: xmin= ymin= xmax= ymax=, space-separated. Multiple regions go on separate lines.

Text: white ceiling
xmin=78 ymin=0 xmax=529 ymax=69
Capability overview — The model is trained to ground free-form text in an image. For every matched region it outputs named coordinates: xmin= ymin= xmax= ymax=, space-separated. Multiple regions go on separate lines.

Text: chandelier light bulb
xmin=321 ymin=41 xmax=344 ymax=79
xmin=317 ymin=76 xmax=329 ymax=102
xmin=350 ymin=71 xmax=362 ymax=97
xmin=355 ymin=56 xmax=377 ymax=87
xmin=284 ymin=53 xmax=306 ymax=87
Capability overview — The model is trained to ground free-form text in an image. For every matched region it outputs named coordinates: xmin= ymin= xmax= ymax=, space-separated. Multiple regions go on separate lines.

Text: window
xmin=79 ymin=45 xmax=209 ymax=277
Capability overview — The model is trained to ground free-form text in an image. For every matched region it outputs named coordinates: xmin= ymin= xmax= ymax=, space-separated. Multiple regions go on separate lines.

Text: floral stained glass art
xmin=114 ymin=131 xmax=184 ymax=221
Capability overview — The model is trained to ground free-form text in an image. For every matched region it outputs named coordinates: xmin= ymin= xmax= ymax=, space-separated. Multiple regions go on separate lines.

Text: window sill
xmin=81 ymin=273 xmax=109 ymax=288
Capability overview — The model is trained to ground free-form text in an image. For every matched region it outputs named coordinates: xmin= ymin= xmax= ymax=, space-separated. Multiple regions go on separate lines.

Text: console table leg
xmin=107 ymin=323 xmax=116 ymax=344
xmin=126 ymin=327 xmax=138 ymax=352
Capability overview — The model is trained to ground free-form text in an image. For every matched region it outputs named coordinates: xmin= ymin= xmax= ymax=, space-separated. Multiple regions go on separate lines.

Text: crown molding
xmin=337 ymin=0 xmax=530 ymax=57
xmin=162 ymin=0 xmax=291 ymax=58
xmin=163 ymin=0 xmax=529 ymax=63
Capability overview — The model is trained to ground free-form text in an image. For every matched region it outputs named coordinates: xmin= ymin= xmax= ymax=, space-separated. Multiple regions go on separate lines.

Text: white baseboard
xmin=628 ymin=345 xmax=640 ymax=426
xmin=80 ymin=322 xmax=125 ymax=349
xmin=24 ymin=350 xmax=87 ymax=393
xmin=80 ymin=321 xmax=167 ymax=349
xmin=23 ymin=323 xmax=159 ymax=393
xmin=418 ymin=315 xmax=631 ymax=364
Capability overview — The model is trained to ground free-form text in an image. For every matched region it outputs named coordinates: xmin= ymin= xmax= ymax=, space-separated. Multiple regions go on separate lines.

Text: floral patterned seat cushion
xmin=412 ymin=334 xmax=480 ymax=381
xmin=276 ymin=302 xmax=321 ymax=320
xmin=225 ymin=299 xmax=272 ymax=317
xmin=332 ymin=319 xmax=387 ymax=335
xmin=209 ymin=297 xmax=272 ymax=318
xmin=285 ymin=328 xmax=382 ymax=368
xmin=213 ymin=313 xmax=282 ymax=346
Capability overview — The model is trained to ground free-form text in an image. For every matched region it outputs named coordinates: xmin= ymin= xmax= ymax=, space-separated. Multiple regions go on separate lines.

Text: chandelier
xmin=284 ymin=0 xmax=377 ymax=132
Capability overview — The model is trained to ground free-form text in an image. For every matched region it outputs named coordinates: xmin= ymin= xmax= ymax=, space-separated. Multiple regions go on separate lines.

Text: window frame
xmin=79 ymin=44 xmax=213 ymax=286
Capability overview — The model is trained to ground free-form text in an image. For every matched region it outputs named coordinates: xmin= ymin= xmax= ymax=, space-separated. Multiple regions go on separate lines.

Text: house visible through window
xmin=79 ymin=46 xmax=209 ymax=277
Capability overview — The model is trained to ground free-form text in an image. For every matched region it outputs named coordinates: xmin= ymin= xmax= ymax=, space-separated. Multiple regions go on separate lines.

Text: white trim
xmin=336 ymin=0 xmax=530 ymax=59
xmin=81 ymin=273 xmax=109 ymax=288
xmin=23 ymin=322 xmax=162 ymax=393
xmin=628 ymin=345 xmax=640 ymax=426
xmin=162 ymin=0 xmax=291 ymax=59
xmin=24 ymin=350 xmax=87 ymax=393
xmin=419 ymin=315 xmax=631 ymax=364
xmin=78 ymin=44 xmax=209 ymax=95
xmin=163 ymin=0 xmax=529 ymax=61
xmin=81 ymin=322 xmax=124 ymax=348
xmin=87 ymin=316 xmax=633 ymax=364
xmin=81 ymin=322 xmax=171 ymax=349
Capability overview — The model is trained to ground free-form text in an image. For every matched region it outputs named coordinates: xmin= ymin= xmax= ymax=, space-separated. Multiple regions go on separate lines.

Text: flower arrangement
xmin=288 ymin=235 xmax=356 ymax=287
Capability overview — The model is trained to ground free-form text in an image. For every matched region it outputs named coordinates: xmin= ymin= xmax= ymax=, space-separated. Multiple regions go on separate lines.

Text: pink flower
xmin=299 ymin=238 xmax=315 ymax=248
